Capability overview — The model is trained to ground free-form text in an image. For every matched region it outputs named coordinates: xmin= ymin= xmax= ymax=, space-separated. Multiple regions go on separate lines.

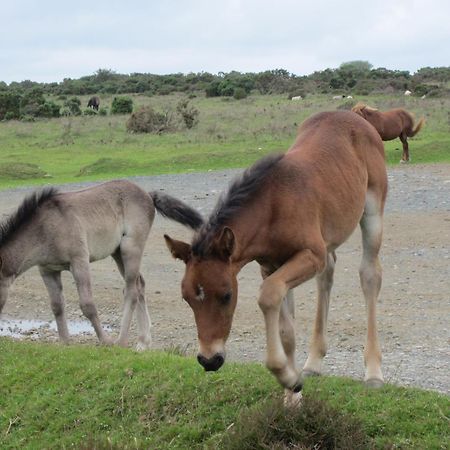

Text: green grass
xmin=0 ymin=93 xmax=449 ymax=190
xmin=0 ymin=339 xmax=448 ymax=449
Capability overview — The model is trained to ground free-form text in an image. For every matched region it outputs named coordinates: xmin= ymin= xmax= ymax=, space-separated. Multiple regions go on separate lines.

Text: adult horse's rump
xmin=165 ymin=111 xmax=388 ymax=400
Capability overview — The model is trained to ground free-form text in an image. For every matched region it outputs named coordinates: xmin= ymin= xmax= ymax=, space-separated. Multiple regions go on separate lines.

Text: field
xmin=0 ymin=340 xmax=449 ymax=449
xmin=0 ymin=93 xmax=449 ymax=449
xmin=0 ymin=93 xmax=449 ymax=189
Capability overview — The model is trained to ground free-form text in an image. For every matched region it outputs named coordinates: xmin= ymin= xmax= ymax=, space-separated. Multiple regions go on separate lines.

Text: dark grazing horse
xmin=87 ymin=96 xmax=100 ymax=111
xmin=165 ymin=111 xmax=388 ymax=404
xmin=352 ymin=103 xmax=424 ymax=163
xmin=0 ymin=180 xmax=203 ymax=350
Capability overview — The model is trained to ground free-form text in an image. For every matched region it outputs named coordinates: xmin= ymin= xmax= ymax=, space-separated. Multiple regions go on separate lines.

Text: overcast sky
xmin=1 ymin=0 xmax=449 ymax=84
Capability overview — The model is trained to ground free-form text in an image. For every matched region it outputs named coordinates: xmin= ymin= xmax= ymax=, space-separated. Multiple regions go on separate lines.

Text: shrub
xmin=205 ymin=81 xmax=220 ymax=97
xmin=63 ymin=97 xmax=82 ymax=116
xmin=98 ymin=107 xmax=108 ymax=116
xmin=0 ymin=91 xmax=21 ymax=120
xmin=37 ymin=101 xmax=60 ymax=118
xmin=223 ymin=397 xmax=370 ymax=450
xmin=111 ymin=96 xmax=133 ymax=114
xmin=4 ymin=111 xmax=16 ymax=121
xmin=233 ymin=87 xmax=247 ymax=100
xmin=126 ymin=106 xmax=173 ymax=133
xmin=176 ymin=99 xmax=199 ymax=129
xmin=83 ymin=108 xmax=97 ymax=116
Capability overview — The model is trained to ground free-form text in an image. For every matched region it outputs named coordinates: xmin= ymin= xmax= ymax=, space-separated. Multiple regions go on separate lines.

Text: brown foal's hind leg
xmin=70 ymin=256 xmax=112 ymax=345
xmin=258 ymin=249 xmax=325 ymax=391
xmin=39 ymin=268 xmax=70 ymax=343
xmin=399 ymin=133 xmax=409 ymax=163
xmin=359 ymin=192 xmax=384 ymax=387
xmin=303 ymin=251 xmax=336 ymax=377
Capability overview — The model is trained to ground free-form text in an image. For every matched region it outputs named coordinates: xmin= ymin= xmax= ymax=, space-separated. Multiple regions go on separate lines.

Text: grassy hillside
xmin=0 ymin=339 xmax=448 ymax=449
xmin=0 ymin=93 xmax=449 ymax=190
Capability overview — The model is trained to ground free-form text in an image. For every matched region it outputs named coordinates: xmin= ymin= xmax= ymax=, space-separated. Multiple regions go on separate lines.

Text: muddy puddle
xmin=0 ymin=317 xmax=112 ymax=339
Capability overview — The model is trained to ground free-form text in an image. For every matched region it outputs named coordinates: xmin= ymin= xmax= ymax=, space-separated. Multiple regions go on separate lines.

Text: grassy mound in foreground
xmin=0 ymin=338 xmax=448 ymax=449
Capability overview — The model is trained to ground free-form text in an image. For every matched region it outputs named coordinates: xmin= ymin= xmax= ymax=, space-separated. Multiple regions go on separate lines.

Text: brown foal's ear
xmin=217 ymin=226 xmax=235 ymax=260
xmin=164 ymin=235 xmax=192 ymax=263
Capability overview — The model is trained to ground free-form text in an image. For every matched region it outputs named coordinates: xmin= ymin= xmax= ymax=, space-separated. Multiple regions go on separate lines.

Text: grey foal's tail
xmin=150 ymin=191 xmax=204 ymax=230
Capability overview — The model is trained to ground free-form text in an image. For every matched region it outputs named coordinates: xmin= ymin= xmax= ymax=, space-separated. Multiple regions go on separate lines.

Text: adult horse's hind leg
xmin=113 ymin=241 xmax=151 ymax=351
xmin=399 ymin=133 xmax=410 ymax=163
xmin=359 ymin=192 xmax=384 ymax=387
xmin=303 ymin=251 xmax=336 ymax=377
xmin=70 ymin=255 xmax=113 ymax=345
xmin=39 ymin=268 xmax=70 ymax=343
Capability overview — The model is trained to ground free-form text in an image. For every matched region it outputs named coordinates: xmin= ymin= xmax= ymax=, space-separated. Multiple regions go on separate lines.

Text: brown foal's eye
xmin=221 ymin=291 xmax=232 ymax=304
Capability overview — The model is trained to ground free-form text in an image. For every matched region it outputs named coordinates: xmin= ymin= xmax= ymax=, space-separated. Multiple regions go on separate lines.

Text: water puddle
xmin=0 ymin=318 xmax=112 ymax=339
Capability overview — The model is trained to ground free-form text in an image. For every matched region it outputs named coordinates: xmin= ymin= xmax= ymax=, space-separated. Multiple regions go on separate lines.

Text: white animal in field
xmin=421 ymin=94 xmax=427 ymax=99
xmin=333 ymin=95 xmax=346 ymax=99
xmin=291 ymin=96 xmax=302 ymax=101
xmin=347 ymin=95 xmax=353 ymax=99
xmin=404 ymin=90 xmax=412 ymax=96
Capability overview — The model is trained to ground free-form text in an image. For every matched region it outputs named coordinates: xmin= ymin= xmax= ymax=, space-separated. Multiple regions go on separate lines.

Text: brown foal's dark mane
xmin=0 ymin=187 xmax=58 ymax=247
xmin=192 ymin=153 xmax=283 ymax=257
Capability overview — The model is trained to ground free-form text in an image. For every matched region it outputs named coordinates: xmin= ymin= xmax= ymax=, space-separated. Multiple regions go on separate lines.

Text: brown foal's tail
xmin=150 ymin=192 xmax=204 ymax=230
xmin=408 ymin=117 xmax=425 ymax=137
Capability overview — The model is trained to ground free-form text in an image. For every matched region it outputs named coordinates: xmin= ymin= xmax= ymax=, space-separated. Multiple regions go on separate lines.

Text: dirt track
xmin=1 ymin=164 xmax=449 ymax=394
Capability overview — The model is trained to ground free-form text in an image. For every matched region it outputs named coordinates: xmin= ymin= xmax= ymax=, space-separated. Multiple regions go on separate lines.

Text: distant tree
xmin=339 ymin=61 xmax=373 ymax=73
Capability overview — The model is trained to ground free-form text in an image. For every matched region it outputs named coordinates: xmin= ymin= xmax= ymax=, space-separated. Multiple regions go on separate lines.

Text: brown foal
xmin=165 ymin=111 xmax=388 ymax=399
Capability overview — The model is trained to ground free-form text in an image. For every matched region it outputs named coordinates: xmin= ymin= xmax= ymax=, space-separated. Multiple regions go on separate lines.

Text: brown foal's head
xmin=164 ymin=227 xmax=238 ymax=372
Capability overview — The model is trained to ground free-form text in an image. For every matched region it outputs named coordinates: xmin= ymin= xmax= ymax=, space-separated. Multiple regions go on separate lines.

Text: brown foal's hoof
xmin=365 ymin=378 xmax=384 ymax=388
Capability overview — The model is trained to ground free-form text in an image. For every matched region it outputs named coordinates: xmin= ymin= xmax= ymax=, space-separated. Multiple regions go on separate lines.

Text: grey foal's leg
xmin=113 ymin=241 xmax=151 ymax=350
xmin=70 ymin=256 xmax=112 ymax=345
xmin=39 ymin=268 xmax=70 ymax=343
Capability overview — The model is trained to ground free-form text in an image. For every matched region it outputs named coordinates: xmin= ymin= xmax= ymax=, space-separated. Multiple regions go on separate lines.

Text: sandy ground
xmin=1 ymin=164 xmax=449 ymax=394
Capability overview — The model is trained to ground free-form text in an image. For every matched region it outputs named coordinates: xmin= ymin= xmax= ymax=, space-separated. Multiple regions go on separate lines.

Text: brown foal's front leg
xmin=258 ymin=249 xmax=325 ymax=391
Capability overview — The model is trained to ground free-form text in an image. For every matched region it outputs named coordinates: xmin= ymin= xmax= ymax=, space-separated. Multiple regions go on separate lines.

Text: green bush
xmin=63 ymin=97 xmax=81 ymax=116
xmin=233 ymin=87 xmax=247 ymax=100
xmin=37 ymin=101 xmax=60 ymax=118
xmin=111 ymin=96 xmax=133 ymax=114
xmin=98 ymin=107 xmax=108 ymax=116
xmin=0 ymin=91 xmax=21 ymax=120
xmin=4 ymin=111 xmax=16 ymax=120
xmin=83 ymin=108 xmax=97 ymax=116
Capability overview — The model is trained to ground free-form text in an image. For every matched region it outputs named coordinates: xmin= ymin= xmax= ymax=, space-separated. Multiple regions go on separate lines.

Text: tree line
xmin=1 ymin=61 xmax=449 ymax=121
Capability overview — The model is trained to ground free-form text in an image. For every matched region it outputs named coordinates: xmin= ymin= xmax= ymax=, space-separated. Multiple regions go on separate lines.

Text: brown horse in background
xmin=352 ymin=102 xmax=424 ymax=163
xmin=165 ymin=111 xmax=388 ymax=404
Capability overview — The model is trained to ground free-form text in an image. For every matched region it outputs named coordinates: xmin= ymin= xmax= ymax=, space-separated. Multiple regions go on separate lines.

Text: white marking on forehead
xmin=196 ymin=284 xmax=205 ymax=302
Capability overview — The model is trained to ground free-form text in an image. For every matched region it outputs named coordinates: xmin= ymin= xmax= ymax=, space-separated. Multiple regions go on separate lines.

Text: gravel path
xmin=1 ymin=164 xmax=449 ymax=394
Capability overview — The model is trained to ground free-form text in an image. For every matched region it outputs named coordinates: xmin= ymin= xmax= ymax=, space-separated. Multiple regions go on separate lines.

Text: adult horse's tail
xmin=150 ymin=192 xmax=204 ymax=230
xmin=408 ymin=117 xmax=425 ymax=137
